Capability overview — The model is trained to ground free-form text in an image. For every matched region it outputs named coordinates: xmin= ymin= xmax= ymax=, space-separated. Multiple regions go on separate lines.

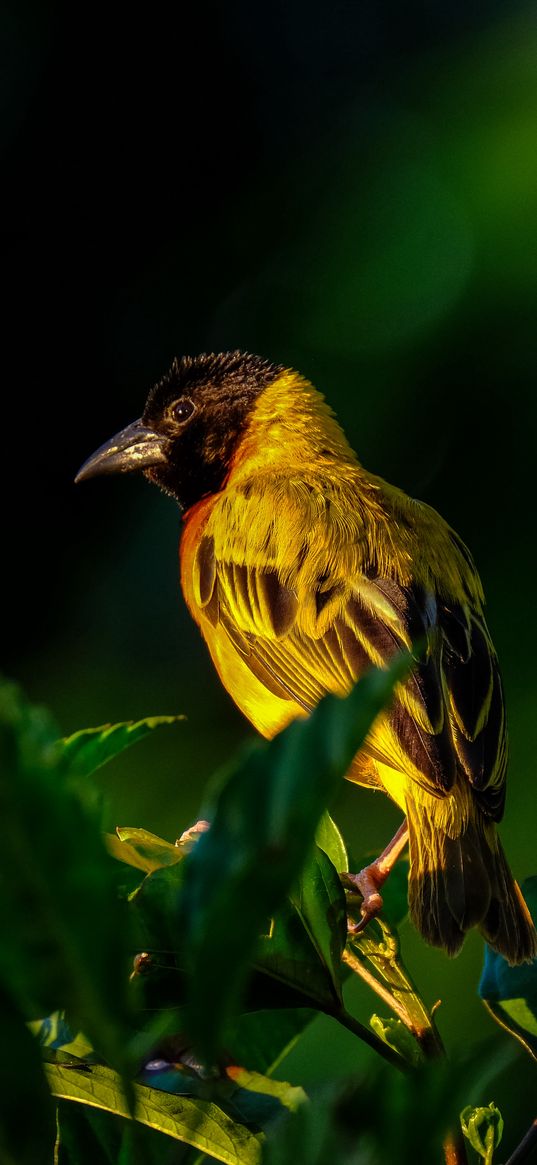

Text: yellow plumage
xmin=180 ymin=370 xmax=535 ymax=963
xmin=77 ymin=353 xmax=536 ymax=964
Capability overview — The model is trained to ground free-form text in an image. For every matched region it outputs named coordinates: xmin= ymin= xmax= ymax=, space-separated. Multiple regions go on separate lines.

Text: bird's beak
xmin=75 ymin=418 xmax=169 ymax=483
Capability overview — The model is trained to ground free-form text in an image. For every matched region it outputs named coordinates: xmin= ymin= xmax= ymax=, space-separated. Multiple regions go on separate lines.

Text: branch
xmin=327 ymin=1005 xmax=410 ymax=1074
xmin=342 ymin=946 xmax=415 ymax=1029
xmin=344 ymin=920 xmax=444 ymax=1060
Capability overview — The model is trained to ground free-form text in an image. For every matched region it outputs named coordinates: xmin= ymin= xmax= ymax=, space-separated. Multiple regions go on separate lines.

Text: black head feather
xmin=142 ymin=351 xmax=284 ymax=508
xmin=144 ymin=351 xmax=282 ymax=418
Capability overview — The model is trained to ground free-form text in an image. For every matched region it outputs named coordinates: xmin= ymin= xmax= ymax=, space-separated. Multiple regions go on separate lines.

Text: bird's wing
xmin=438 ymin=600 xmax=506 ymax=819
xmin=186 ymin=484 xmax=506 ymax=817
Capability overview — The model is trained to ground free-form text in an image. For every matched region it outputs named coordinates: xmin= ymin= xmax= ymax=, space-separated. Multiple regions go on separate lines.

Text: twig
xmin=344 ymin=918 xmax=456 ymax=1159
xmin=345 ymin=926 xmax=444 ymax=1060
xmin=504 ymin=1119 xmax=537 ymax=1165
xmin=342 ymin=946 xmax=413 ymax=1027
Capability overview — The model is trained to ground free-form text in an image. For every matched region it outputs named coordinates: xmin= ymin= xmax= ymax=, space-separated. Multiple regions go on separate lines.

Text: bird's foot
xmin=341 ymin=819 xmax=410 ymax=935
xmin=342 ymin=864 xmax=387 ymax=934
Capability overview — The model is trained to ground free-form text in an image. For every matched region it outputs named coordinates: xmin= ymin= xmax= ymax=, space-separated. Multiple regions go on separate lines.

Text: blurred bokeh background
xmin=4 ymin=0 xmax=537 ymax=1149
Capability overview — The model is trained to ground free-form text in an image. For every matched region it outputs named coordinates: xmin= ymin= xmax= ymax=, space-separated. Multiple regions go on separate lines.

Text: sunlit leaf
xmin=222 ymin=1066 xmax=305 ymax=1126
xmin=315 ymin=814 xmax=348 ymax=874
xmin=61 ymin=715 xmax=184 ymax=778
xmin=47 ymin=1054 xmax=261 ymax=1164
xmin=106 ymin=822 xmax=209 ymax=876
xmin=32 ymin=1011 xmax=94 ymax=1060
xmin=45 ymin=1051 xmax=305 ymax=1165
xmin=137 ymin=1059 xmax=306 ymax=1122
xmin=105 ymin=827 xmax=184 ymax=874
xmin=369 ymin=1015 xmax=422 ymax=1069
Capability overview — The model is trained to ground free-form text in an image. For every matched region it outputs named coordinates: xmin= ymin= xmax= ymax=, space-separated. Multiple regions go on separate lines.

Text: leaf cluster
xmin=1 ymin=668 xmax=536 ymax=1165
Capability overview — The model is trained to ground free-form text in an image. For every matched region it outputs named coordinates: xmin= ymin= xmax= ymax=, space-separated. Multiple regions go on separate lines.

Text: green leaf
xmin=369 ymin=1014 xmax=422 ymax=1069
xmin=106 ymin=821 xmax=209 ymax=875
xmin=479 ymin=875 xmax=537 ymax=1060
xmin=315 ymin=813 xmax=348 ymax=874
xmin=262 ymin=1072 xmax=427 ymax=1165
xmin=0 ymin=680 xmax=132 ymax=1074
xmin=128 ymin=853 xmax=341 ymax=1020
xmin=56 ymin=1102 xmax=182 ymax=1165
xmin=60 ymin=715 xmax=184 ymax=778
xmin=378 ymin=858 xmax=410 ymax=929
xmin=136 ymin=1060 xmax=305 ymax=1123
xmin=47 ymin=1054 xmax=261 ymax=1164
xmin=129 ymin=860 xmax=187 ymax=956
xmin=261 ymin=1090 xmax=332 ymax=1165
xmin=255 ymin=902 xmax=340 ymax=1010
xmin=220 ymin=1066 xmax=305 ymax=1128
xmin=227 ymin=1009 xmax=317 ymax=1076
xmin=0 ymin=988 xmax=56 ymax=1165
xmin=263 ymin=1050 xmax=499 ymax=1165
xmin=32 ymin=1011 xmax=95 ymax=1059
xmin=105 ymin=828 xmax=184 ymax=874
xmin=181 ymin=657 xmax=408 ymax=1064
xmin=345 ymin=912 xmax=443 ymax=1062
xmin=56 ymin=1102 xmax=120 ymax=1165
xmin=288 ymin=847 xmax=347 ymax=1005
xmin=45 ymin=1051 xmax=306 ymax=1165
xmin=127 ymin=851 xmax=344 ymax=1028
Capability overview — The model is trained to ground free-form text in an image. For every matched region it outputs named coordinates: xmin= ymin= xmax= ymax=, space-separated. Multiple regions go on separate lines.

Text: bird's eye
xmin=173 ymin=398 xmax=195 ymax=424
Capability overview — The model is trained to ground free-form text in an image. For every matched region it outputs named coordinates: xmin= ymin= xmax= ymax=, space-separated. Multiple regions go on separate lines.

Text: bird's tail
xmin=406 ymin=798 xmax=536 ymax=965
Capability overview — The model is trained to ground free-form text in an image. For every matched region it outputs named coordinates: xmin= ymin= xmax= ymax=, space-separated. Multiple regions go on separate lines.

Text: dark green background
xmin=4 ymin=0 xmax=537 ymax=1149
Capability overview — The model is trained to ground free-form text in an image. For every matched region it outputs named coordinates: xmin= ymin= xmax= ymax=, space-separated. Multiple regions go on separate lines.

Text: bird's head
xmin=75 ymin=352 xmax=284 ymax=509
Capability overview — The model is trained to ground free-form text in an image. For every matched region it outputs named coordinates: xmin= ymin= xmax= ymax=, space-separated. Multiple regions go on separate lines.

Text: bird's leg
xmin=342 ymin=820 xmax=409 ymax=933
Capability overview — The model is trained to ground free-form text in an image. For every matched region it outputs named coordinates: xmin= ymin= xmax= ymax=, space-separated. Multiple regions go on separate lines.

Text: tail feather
xmin=481 ymin=840 xmax=536 ymax=964
xmin=406 ymin=799 xmax=537 ymax=965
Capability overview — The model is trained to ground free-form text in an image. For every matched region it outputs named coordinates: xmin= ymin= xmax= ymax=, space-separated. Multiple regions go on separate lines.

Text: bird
xmin=76 ymin=351 xmax=536 ymax=964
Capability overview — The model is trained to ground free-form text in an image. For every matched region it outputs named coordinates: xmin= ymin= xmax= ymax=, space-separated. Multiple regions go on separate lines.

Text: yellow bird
xmin=77 ymin=352 xmax=536 ymax=964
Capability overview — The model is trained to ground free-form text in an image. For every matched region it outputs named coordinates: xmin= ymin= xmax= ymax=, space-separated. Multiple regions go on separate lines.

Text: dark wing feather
xmin=439 ymin=602 xmax=507 ymax=820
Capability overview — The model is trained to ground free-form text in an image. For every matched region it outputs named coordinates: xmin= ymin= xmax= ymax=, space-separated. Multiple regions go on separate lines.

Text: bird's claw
xmin=341 ymin=868 xmax=385 ymax=934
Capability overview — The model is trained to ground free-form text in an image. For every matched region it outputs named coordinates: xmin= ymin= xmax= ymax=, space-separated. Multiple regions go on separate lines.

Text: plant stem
xmin=343 ymin=925 xmax=460 ymax=1162
xmin=329 ymin=1005 xmax=410 ymax=1074
xmin=344 ymin=935 xmax=445 ymax=1060
xmin=342 ymin=946 xmax=412 ymax=1027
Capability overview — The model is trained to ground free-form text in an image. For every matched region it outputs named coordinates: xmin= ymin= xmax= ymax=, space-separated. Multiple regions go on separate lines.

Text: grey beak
xmin=75 ymin=418 xmax=169 ymax=483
